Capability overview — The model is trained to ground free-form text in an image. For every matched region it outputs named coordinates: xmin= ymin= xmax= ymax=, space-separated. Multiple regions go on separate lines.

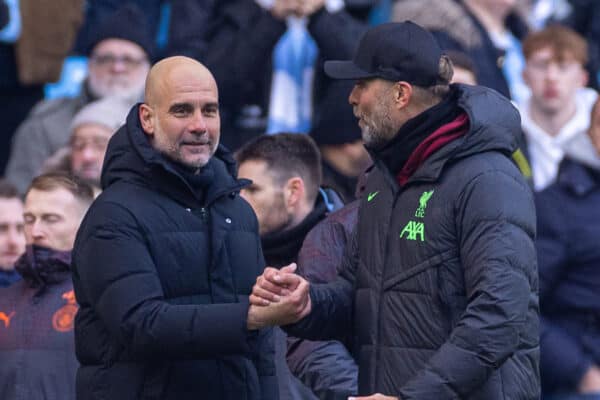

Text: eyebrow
xmin=168 ymin=102 xmax=194 ymax=113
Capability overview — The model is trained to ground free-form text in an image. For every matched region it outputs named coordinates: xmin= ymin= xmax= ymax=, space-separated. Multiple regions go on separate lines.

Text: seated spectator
xmin=0 ymin=173 xmax=94 ymax=400
xmin=42 ymin=97 xmax=131 ymax=194
xmin=519 ymin=25 xmax=600 ymax=191
xmin=310 ymin=81 xmax=371 ymax=203
xmin=0 ymin=179 xmax=25 ymax=287
xmin=5 ymin=4 xmax=152 ymax=194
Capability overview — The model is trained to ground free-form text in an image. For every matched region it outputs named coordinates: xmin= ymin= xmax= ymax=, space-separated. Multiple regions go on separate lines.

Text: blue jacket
xmin=72 ymin=106 xmax=277 ymax=400
xmin=536 ymin=158 xmax=600 ymax=394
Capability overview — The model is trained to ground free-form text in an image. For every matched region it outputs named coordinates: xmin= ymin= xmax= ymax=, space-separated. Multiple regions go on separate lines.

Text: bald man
xmin=72 ymin=56 xmax=277 ymax=400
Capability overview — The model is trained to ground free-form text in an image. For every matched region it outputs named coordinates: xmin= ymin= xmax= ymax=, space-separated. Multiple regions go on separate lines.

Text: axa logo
xmin=0 ymin=311 xmax=15 ymax=328
xmin=400 ymin=221 xmax=425 ymax=241
xmin=400 ymin=190 xmax=434 ymax=242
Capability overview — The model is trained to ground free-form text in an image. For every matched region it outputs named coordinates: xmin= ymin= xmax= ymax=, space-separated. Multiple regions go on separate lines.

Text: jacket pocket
xmin=383 ymin=249 xmax=458 ymax=291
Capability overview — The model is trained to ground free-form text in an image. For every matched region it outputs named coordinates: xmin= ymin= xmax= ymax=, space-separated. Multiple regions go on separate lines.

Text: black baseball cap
xmin=324 ymin=21 xmax=443 ymax=87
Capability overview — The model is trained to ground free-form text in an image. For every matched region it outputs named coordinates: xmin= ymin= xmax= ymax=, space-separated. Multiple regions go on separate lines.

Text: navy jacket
xmin=536 ymin=159 xmax=600 ymax=394
xmin=72 ymin=106 xmax=277 ymax=400
xmin=287 ymin=85 xmax=540 ymax=399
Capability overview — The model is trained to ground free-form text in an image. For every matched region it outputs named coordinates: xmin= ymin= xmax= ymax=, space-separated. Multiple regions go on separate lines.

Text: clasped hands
xmin=247 ymin=263 xmax=312 ymax=330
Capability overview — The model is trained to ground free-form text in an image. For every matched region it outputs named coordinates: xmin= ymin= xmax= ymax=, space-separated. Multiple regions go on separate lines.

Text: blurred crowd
xmin=1 ymin=0 xmax=600 ymax=399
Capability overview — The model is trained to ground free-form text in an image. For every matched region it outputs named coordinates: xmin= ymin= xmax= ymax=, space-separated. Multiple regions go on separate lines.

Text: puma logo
xmin=0 ymin=311 xmax=15 ymax=328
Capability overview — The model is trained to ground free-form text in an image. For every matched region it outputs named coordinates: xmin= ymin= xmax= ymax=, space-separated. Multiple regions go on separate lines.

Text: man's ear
xmin=394 ymin=81 xmax=413 ymax=109
xmin=139 ymin=103 xmax=155 ymax=136
xmin=284 ymin=177 xmax=305 ymax=211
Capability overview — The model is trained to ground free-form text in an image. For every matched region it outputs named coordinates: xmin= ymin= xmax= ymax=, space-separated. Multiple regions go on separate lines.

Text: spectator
xmin=0 ymin=0 xmax=84 ymax=174
xmin=0 ymin=173 xmax=94 ymax=400
xmin=72 ymin=56 xmax=277 ymax=400
xmin=0 ymin=179 xmax=25 ymax=287
xmin=520 ymin=25 xmax=600 ymax=191
xmin=42 ymin=97 xmax=131 ymax=194
xmin=5 ymin=4 xmax=152 ymax=194
xmin=237 ymin=132 xmax=351 ymax=399
xmin=310 ymin=81 xmax=371 ymax=203
xmin=204 ymin=0 xmax=372 ymax=150
xmin=536 ymin=156 xmax=600 ymax=399
xmin=74 ymin=0 xmax=214 ymax=60
xmin=392 ymin=0 xmax=529 ymax=101
xmin=249 ymin=22 xmax=539 ymax=399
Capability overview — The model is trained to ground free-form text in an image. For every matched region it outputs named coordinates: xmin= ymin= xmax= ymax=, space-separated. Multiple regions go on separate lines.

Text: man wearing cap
xmin=247 ymin=21 xmax=539 ymax=399
xmin=5 ymin=4 xmax=152 ymax=194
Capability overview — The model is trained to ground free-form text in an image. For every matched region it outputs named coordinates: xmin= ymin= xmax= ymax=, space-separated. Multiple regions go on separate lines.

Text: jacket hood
xmin=409 ymin=84 xmax=523 ymax=183
xmin=101 ymin=104 xmax=244 ymax=206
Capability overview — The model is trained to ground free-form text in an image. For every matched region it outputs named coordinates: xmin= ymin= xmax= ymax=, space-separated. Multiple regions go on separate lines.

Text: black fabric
xmin=310 ymin=80 xmax=361 ymax=146
xmin=321 ymin=160 xmax=358 ymax=204
xmin=15 ymin=245 xmax=71 ymax=290
xmin=373 ymin=87 xmax=461 ymax=172
xmin=72 ymin=105 xmax=276 ymax=400
xmin=287 ymin=85 xmax=539 ymax=399
xmin=536 ymin=159 xmax=600 ymax=394
xmin=324 ymin=21 xmax=442 ymax=86
xmin=83 ymin=3 xmax=155 ymax=58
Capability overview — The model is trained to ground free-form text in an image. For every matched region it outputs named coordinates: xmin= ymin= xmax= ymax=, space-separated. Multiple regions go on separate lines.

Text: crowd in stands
xmin=1 ymin=0 xmax=600 ymax=399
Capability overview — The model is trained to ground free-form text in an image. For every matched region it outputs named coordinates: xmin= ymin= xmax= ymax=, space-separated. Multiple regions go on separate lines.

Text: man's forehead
xmin=25 ymin=188 xmax=76 ymax=210
xmin=92 ymin=38 xmax=147 ymax=56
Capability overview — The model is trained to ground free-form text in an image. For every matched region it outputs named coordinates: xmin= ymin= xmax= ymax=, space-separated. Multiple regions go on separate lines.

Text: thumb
xmin=280 ymin=262 xmax=297 ymax=274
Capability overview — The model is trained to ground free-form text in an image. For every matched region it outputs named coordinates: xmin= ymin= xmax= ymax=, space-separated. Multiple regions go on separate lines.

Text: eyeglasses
xmin=90 ymin=53 xmax=148 ymax=68
xmin=71 ymin=137 xmax=110 ymax=153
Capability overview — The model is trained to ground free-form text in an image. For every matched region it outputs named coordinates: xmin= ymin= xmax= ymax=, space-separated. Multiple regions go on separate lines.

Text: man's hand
xmin=247 ymin=271 xmax=311 ymax=330
xmin=349 ymin=394 xmax=399 ymax=400
xmin=578 ymin=365 xmax=600 ymax=394
xmin=589 ymin=98 xmax=600 ymax=155
xmin=250 ymin=263 xmax=299 ymax=306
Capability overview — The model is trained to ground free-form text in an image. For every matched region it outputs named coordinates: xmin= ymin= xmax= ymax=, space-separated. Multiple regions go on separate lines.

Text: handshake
xmin=246 ymin=263 xmax=312 ymax=330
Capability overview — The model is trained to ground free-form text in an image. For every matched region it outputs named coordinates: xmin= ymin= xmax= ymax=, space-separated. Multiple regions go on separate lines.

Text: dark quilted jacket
xmin=72 ymin=106 xmax=277 ymax=400
xmin=287 ymin=85 xmax=540 ymax=399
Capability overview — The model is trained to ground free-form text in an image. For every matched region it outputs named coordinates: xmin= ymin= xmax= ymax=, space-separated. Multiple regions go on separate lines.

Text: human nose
xmin=189 ymin=110 xmax=208 ymax=133
xmin=6 ymin=226 xmax=23 ymax=248
xmin=348 ymin=85 xmax=359 ymax=106
xmin=110 ymin=58 xmax=128 ymax=73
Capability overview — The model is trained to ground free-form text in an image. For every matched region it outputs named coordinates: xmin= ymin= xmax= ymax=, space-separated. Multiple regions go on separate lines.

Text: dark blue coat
xmin=287 ymin=85 xmax=540 ymax=399
xmin=72 ymin=106 xmax=277 ymax=400
xmin=536 ymin=159 xmax=600 ymax=394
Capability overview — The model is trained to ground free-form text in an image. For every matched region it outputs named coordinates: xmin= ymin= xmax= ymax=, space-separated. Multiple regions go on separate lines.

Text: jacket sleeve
xmin=284 ymin=228 xmax=358 ymax=342
xmin=287 ymin=336 xmax=357 ymax=400
xmin=398 ymin=170 xmax=538 ymax=399
xmin=74 ymin=200 xmax=257 ymax=360
xmin=536 ymin=195 xmax=592 ymax=390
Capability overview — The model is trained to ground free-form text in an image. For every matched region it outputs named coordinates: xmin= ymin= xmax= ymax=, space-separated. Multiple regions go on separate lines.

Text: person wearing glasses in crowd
xmin=5 ymin=4 xmax=152 ymax=194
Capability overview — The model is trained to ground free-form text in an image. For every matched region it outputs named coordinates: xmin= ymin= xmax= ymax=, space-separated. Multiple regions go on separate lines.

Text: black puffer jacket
xmin=72 ymin=106 xmax=277 ymax=400
xmin=287 ymin=85 xmax=540 ymax=399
